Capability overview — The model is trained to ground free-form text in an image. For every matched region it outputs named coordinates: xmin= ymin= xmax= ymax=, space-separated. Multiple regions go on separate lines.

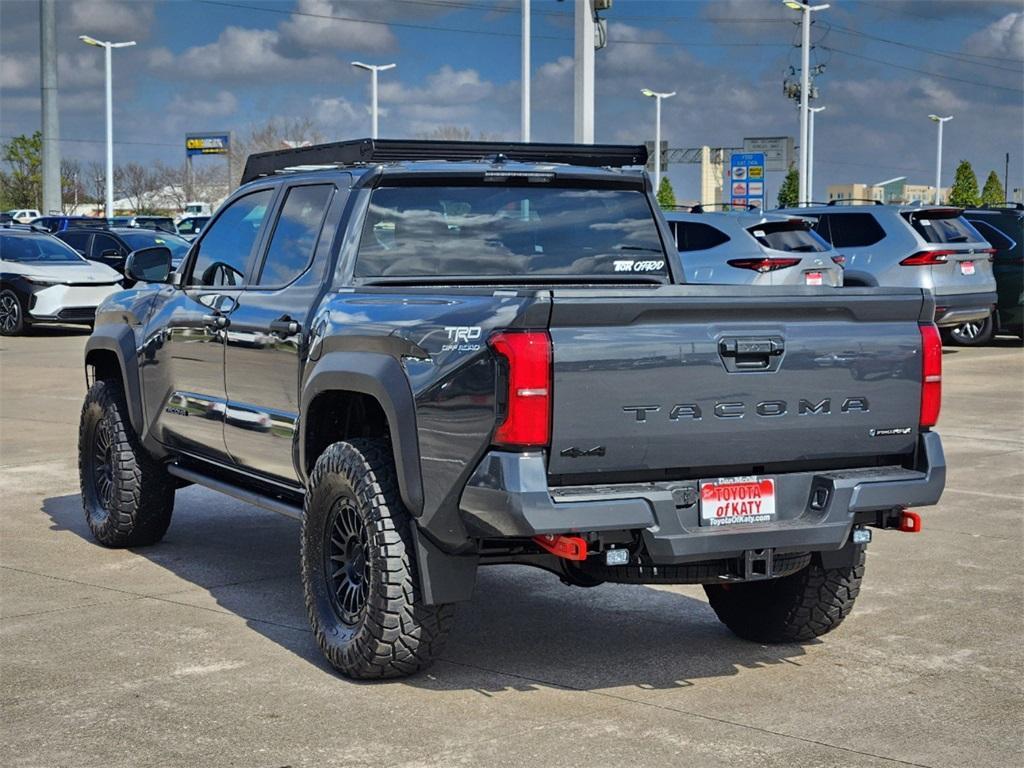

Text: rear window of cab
xmin=354 ymin=185 xmax=668 ymax=280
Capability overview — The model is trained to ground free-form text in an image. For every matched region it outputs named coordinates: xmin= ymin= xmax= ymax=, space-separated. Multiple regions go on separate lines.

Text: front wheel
xmin=945 ymin=313 xmax=995 ymax=346
xmin=301 ymin=439 xmax=455 ymax=679
xmin=0 ymin=289 xmax=25 ymax=336
xmin=703 ymin=548 xmax=865 ymax=643
xmin=78 ymin=379 xmax=175 ymax=546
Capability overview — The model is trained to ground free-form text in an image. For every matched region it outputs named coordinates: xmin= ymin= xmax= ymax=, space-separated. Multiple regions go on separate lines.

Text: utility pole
xmin=40 ymin=0 xmax=61 ymax=214
xmin=574 ymin=0 xmax=594 ymax=144
xmin=784 ymin=1 xmax=829 ymax=206
xmin=352 ymin=62 xmax=396 ymax=139
xmin=522 ymin=0 xmax=530 ymax=142
xmin=80 ymin=35 xmax=136 ymax=219
xmin=642 ymin=89 xmax=675 ymax=193
xmin=1005 ymin=152 xmax=1010 ymax=204
xmin=808 ymin=105 xmax=826 ymax=203
xmin=929 ymin=114 xmax=953 ymax=205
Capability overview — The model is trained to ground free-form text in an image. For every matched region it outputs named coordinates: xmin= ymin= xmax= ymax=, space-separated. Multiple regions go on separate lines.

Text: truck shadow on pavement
xmin=42 ymin=486 xmax=810 ymax=693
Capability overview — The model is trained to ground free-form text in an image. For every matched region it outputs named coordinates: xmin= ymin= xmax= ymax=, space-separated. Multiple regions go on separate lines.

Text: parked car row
xmin=5 ymin=211 xmax=212 ymax=242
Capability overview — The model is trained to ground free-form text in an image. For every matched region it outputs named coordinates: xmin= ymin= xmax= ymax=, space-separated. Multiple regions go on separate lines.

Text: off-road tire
xmin=703 ymin=548 xmax=865 ymax=643
xmin=78 ymin=379 xmax=175 ymax=547
xmin=301 ymin=439 xmax=455 ymax=679
xmin=0 ymin=288 xmax=25 ymax=336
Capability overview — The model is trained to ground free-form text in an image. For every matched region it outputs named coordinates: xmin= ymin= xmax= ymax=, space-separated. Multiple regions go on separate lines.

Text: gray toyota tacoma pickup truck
xmin=78 ymin=139 xmax=946 ymax=679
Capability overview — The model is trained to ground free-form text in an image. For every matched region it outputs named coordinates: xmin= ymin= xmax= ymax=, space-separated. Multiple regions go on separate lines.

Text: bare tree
xmin=152 ymin=160 xmax=189 ymax=212
xmin=60 ymin=158 xmax=84 ymax=214
xmin=85 ymin=161 xmax=106 ymax=212
xmin=229 ymin=117 xmax=323 ymax=187
xmin=117 ymin=162 xmax=159 ymax=214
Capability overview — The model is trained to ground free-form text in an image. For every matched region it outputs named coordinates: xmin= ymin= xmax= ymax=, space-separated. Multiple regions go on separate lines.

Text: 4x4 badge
xmin=560 ymin=446 xmax=606 ymax=458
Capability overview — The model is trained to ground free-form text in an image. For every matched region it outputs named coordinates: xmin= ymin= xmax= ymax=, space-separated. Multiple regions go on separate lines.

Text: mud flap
xmin=411 ymin=526 xmax=478 ymax=605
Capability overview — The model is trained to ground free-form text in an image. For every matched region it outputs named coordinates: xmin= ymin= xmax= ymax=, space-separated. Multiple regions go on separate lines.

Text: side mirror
xmin=124 ymin=246 xmax=172 ymax=283
xmin=101 ymin=249 xmax=121 ymax=259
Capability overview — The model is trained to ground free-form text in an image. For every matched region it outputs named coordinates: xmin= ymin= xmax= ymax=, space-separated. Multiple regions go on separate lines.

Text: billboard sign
xmin=729 ymin=152 xmax=766 ymax=210
xmin=742 ymin=137 xmax=793 ymax=173
xmin=186 ymin=133 xmax=231 ymax=157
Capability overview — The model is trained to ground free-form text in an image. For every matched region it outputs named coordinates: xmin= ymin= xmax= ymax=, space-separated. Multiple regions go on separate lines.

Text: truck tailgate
xmin=547 ymin=286 xmax=931 ymax=478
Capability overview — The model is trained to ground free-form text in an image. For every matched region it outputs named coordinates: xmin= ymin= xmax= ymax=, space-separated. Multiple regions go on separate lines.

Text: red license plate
xmin=960 ymin=261 xmax=975 ymax=275
xmin=699 ymin=476 xmax=777 ymax=527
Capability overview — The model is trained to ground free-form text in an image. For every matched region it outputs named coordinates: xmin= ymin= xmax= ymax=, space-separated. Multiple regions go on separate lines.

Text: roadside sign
xmin=186 ymin=133 xmax=231 ymax=156
xmin=743 ymin=137 xmax=793 ymax=173
xmin=729 ymin=153 xmax=766 ymax=210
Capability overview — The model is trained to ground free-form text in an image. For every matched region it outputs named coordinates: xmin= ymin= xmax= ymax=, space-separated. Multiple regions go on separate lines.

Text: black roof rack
xmin=979 ymin=201 xmax=1024 ymax=211
xmin=240 ymin=138 xmax=648 ymax=185
xmin=688 ymin=203 xmax=760 ymax=213
xmin=827 ymin=198 xmax=883 ymax=206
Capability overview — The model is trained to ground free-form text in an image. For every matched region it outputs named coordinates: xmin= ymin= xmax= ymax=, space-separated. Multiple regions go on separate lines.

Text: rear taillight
xmin=900 ymin=249 xmax=955 ymax=266
xmin=919 ymin=323 xmax=942 ymax=428
xmin=831 ymin=255 xmax=846 ymax=266
xmin=488 ymin=330 xmax=551 ymax=448
xmin=727 ymin=257 xmax=801 ymax=273
xmin=980 ymin=247 xmax=997 ymax=262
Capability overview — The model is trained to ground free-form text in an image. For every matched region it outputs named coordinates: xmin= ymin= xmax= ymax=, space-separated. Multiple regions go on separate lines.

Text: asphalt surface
xmin=1 ymin=327 xmax=1022 ymax=768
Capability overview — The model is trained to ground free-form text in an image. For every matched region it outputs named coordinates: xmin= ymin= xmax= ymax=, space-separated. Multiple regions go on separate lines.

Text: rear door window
xmin=257 ymin=184 xmax=334 ymax=286
xmin=90 ymin=233 xmax=124 ymax=261
xmin=355 ymin=186 xmax=668 ymax=280
xmin=58 ymin=231 xmax=91 ymax=254
xmin=672 ymin=221 xmax=731 ymax=252
xmin=815 ymin=213 xmax=886 ymax=248
xmin=966 ymin=219 xmax=1017 ymax=258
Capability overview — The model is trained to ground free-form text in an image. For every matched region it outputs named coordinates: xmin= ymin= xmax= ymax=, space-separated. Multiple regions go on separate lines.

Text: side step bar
xmin=167 ymin=464 xmax=304 ymax=520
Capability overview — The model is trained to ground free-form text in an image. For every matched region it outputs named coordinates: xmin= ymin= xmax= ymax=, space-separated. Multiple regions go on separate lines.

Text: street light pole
xmin=352 ymin=62 xmax=396 ymax=139
xmin=641 ymin=89 xmax=675 ymax=193
xmin=784 ymin=1 xmax=829 ymax=206
xmin=79 ymin=35 xmax=135 ymax=220
xmin=522 ymin=0 xmax=530 ymax=142
xmin=929 ymin=114 xmax=953 ymax=205
xmin=808 ymin=105 xmax=826 ymax=203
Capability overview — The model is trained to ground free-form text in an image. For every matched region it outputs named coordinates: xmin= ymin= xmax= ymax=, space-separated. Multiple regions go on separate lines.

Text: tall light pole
xmin=783 ymin=1 xmax=829 ymax=206
xmin=929 ymin=114 xmax=953 ymax=205
xmin=808 ymin=105 xmax=826 ymax=203
xmin=641 ymin=89 xmax=675 ymax=193
xmin=79 ymin=35 xmax=135 ymax=220
xmin=522 ymin=0 xmax=530 ymax=142
xmin=41 ymin=0 xmax=61 ymax=215
xmin=574 ymin=0 xmax=595 ymax=144
xmin=352 ymin=62 xmax=396 ymax=139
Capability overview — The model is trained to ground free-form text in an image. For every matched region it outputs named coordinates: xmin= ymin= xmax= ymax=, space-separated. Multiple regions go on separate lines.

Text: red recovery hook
xmin=899 ymin=509 xmax=923 ymax=533
xmin=533 ymin=534 xmax=588 ymax=561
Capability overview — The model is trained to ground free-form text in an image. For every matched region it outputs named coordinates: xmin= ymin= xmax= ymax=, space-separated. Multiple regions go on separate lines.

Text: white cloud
xmin=69 ymin=0 xmax=155 ymax=40
xmin=279 ymin=0 xmax=396 ymax=53
xmin=312 ymin=95 xmax=362 ymax=128
xmin=148 ymin=26 xmax=319 ymax=80
xmin=0 ymin=54 xmax=34 ymax=88
xmin=965 ymin=12 xmax=1024 ymax=60
xmin=169 ymin=90 xmax=239 ymax=119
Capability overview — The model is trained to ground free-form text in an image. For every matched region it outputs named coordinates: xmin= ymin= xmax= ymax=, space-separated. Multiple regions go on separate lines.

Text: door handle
xmin=203 ymin=314 xmax=230 ymax=330
xmin=719 ymin=337 xmax=784 ymax=371
xmin=268 ymin=318 xmax=301 ymax=336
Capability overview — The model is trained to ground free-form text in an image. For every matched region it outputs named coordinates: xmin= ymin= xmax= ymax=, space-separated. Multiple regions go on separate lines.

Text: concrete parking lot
xmin=1 ymin=328 xmax=1021 ymax=768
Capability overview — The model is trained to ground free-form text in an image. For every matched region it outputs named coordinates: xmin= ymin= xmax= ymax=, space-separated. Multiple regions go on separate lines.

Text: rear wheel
xmin=703 ymin=548 xmax=865 ymax=643
xmin=0 ymin=289 xmax=25 ymax=336
xmin=78 ymin=379 xmax=175 ymax=547
xmin=945 ymin=312 xmax=994 ymax=346
xmin=301 ymin=439 xmax=455 ymax=679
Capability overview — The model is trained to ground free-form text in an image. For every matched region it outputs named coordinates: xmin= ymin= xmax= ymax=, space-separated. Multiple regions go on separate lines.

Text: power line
xmin=197 ymin=0 xmax=790 ymax=47
xmin=0 ymin=135 xmax=179 ymax=148
xmin=820 ymin=46 xmax=1024 ymax=95
xmin=824 ymin=23 xmax=1024 ymax=71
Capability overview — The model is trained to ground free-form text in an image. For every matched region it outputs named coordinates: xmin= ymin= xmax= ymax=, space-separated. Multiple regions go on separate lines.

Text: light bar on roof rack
xmin=240 ymin=138 xmax=648 ymax=184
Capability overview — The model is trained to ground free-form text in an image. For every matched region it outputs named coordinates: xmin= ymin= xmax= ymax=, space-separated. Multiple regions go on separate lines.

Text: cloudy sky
xmin=1 ymin=0 xmax=1021 ymax=202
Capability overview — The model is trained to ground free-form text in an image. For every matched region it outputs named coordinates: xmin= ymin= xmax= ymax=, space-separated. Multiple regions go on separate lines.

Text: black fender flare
xmin=300 ymin=351 xmax=423 ymax=515
xmin=84 ymin=325 xmax=146 ymax=438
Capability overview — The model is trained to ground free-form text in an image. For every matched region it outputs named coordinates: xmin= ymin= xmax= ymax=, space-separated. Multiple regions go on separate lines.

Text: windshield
xmin=0 ymin=234 xmax=88 ymax=263
xmin=903 ymin=212 xmax=984 ymax=244
xmin=355 ymin=185 xmax=668 ymax=280
xmin=121 ymin=232 xmax=190 ymax=261
xmin=748 ymin=222 xmax=830 ymax=253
